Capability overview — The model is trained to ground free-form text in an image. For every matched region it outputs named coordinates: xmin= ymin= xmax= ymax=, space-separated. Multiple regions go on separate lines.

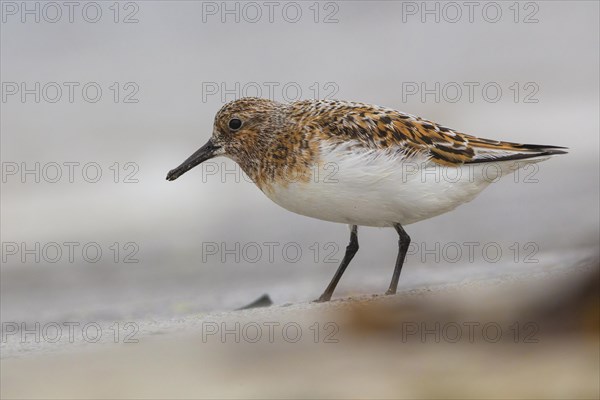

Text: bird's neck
xmin=234 ymin=113 xmax=318 ymax=192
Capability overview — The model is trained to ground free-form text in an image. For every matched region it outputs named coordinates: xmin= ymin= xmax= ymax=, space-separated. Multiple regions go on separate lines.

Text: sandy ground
xmin=1 ymin=250 xmax=598 ymax=399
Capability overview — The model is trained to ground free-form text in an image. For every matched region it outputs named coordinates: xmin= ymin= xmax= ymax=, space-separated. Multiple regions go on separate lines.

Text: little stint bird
xmin=167 ymin=98 xmax=566 ymax=302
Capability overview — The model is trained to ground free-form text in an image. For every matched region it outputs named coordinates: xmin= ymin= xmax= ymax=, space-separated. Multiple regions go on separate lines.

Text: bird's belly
xmin=261 ymin=147 xmax=500 ymax=227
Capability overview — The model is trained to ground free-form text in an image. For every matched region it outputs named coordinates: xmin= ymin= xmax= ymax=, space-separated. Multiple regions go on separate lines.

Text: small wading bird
xmin=167 ymin=98 xmax=566 ymax=302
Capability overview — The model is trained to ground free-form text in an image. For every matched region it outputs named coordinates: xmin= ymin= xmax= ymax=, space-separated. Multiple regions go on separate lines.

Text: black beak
xmin=166 ymin=139 xmax=220 ymax=181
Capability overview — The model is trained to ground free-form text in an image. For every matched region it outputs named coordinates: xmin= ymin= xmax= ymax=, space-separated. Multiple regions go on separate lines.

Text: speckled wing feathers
xmin=292 ymin=100 xmax=567 ymax=167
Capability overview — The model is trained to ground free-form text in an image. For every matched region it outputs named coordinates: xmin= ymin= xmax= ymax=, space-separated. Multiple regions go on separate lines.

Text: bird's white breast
xmin=261 ymin=141 xmax=529 ymax=227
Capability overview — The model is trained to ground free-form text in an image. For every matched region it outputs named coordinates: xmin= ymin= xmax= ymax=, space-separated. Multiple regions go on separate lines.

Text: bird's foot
xmin=313 ymin=294 xmax=331 ymax=303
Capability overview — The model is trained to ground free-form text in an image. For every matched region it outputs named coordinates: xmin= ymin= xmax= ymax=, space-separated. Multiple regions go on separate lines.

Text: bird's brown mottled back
xmin=288 ymin=99 xmax=565 ymax=167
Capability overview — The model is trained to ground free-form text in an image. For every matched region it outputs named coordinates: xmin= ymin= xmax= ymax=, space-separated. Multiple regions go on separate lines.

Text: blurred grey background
xmin=1 ymin=1 xmax=598 ymax=326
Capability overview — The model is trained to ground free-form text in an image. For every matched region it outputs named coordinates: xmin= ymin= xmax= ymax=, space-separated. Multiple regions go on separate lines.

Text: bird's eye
xmin=228 ymin=118 xmax=242 ymax=130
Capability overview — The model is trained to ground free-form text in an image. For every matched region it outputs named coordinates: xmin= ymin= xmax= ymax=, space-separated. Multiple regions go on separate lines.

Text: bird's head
xmin=166 ymin=97 xmax=281 ymax=181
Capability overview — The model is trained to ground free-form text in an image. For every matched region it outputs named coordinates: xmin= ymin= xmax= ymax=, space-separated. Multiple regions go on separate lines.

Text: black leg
xmin=385 ymin=223 xmax=411 ymax=295
xmin=315 ymin=225 xmax=359 ymax=302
